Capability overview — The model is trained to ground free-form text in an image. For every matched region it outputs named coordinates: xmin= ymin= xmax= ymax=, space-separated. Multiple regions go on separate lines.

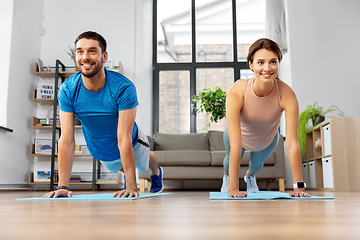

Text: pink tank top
xmin=240 ymin=78 xmax=284 ymax=151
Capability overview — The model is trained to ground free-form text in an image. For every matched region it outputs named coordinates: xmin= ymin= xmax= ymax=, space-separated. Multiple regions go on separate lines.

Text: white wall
xmin=134 ymin=0 xmax=153 ymax=134
xmin=3 ymin=0 xmax=359 ymax=188
xmin=0 ymin=0 xmax=13 ymax=127
xmin=0 ymin=0 xmax=153 ymax=186
xmin=286 ymin=0 xmax=360 ymax=116
xmin=282 ymin=0 xmax=360 ymax=189
xmin=0 ymin=0 xmax=43 ymax=185
xmin=39 ymin=0 xmax=153 ymax=134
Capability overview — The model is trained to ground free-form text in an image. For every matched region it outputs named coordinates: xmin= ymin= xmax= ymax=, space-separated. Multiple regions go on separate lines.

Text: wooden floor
xmin=1 ymin=190 xmax=360 ymax=240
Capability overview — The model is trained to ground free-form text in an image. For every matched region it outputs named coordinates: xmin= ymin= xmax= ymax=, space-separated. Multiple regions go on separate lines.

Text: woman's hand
xmin=228 ymin=190 xmax=248 ymax=198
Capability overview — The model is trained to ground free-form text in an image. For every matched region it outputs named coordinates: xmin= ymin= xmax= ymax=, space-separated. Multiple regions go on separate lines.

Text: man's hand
xmin=228 ymin=190 xmax=248 ymax=198
xmin=42 ymin=189 xmax=73 ymax=198
xmin=289 ymin=188 xmax=311 ymax=198
xmin=113 ymin=189 xmax=139 ymax=198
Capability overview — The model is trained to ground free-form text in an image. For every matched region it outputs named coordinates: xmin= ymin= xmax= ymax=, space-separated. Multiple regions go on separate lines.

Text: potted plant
xmin=298 ymin=102 xmax=345 ymax=158
xmin=192 ymin=86 xmax=227 ymax=129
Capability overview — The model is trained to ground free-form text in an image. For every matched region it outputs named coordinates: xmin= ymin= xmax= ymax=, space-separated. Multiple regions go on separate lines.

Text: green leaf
xmin=192 ymin=86 xmax=227 ymax=128
xmin=298 ymin=102 xmax=345 ymax=159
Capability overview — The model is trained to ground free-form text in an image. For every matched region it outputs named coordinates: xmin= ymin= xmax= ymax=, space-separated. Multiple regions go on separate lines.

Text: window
xmin=195 ymin=68 xmax=233 ymax=132
xmin=153 ymin=0 xmax=265 ymax=133
xmin=159 ymin=70 xmax=190 ymax=133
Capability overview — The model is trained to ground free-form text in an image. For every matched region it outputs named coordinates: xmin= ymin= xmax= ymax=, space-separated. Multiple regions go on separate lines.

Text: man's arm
xmin=113 ymin=107 xmax=138 ymax=198
xmin=42 ymin=111 xmax=75 ymax=198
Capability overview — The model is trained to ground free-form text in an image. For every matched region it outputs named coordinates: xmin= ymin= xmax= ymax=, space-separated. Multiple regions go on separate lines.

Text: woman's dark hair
xmin=247 ymin=38 xmax=283 ymax=65
xmin=75 ymin=31 xmax=107 ymax=53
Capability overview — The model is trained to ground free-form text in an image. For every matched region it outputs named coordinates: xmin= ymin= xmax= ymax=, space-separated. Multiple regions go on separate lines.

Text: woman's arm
xmin=279 ymin=81 xmax=311 ymax=197
xmin=226 ymin=80 xmax=247 ymax=198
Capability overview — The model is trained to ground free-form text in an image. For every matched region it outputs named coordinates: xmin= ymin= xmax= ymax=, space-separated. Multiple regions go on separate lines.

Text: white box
xmin=323 ymin=125 xmax=332 ymax=156
xmin=308 ymin=161 xmax=316 ymax=188
xmin=302 ymin=162 xmax=309 ymax=186
xmin=322 ymin=157 xmax=334 ymax=188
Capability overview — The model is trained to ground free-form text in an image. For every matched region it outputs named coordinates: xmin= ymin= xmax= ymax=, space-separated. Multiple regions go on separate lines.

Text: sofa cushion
xmin=208 ymin=130 xmax=226 ymax=151
xmin=210 ymin=151 xmax=226 ymax=166
xmin=153 ymin=150 xmax=211 ymax=166
xmin=211 ymin=151 xmax=276 ymax=166
xmin=153 ymin=132 xmax=209 ymax=151
xmin=264 ymin=152 xmax=276 ymax=166
xmin=146 ymin=136 xmax=155 ymax=151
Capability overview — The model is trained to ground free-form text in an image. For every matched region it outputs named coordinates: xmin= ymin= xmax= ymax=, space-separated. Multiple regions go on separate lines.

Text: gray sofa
xmin=139 ymin=131 xmax=285 ymax=193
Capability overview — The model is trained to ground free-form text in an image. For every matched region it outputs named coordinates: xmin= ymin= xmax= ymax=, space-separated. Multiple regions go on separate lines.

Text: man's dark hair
xmin=75 ymin=31 xmax=107 ymax=53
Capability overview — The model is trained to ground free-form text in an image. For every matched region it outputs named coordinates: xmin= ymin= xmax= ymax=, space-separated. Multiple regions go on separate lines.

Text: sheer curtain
xmin=266 ymin=0 xmax=287 ymax=53
xmin=0 ymin=0 xmax=13 ymax=127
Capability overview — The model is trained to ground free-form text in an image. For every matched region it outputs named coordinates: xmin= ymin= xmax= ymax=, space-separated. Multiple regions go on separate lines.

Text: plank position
xmin=221 ymin=38 xmax=311 ymax=198
xmin=43 ymin=31 xmax=163 ymax=198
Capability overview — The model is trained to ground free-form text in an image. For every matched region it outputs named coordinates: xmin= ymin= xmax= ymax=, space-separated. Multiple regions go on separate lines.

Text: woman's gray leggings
xmin=223 ymin=126 xmax=279 ymax=176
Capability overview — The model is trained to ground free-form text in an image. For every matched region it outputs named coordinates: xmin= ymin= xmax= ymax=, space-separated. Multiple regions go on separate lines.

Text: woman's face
xmin=249 ymin=49 xmax=280 ymax=83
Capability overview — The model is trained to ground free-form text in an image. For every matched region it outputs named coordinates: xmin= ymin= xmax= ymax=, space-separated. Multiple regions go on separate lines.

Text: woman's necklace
xmin=252 ymin=79 xmax=275 ymax=97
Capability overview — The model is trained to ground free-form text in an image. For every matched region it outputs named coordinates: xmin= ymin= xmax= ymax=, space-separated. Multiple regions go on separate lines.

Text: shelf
xmin=33 ymin=89 xmax=54 ymax=102
xmin=34 ymin=62 xmax=124 ymax=79
xmin=306 ymin=118 xmax=331 ymax=132
xmin=29 ymin=181 xmax=119 ymax=185
xmin=32 ymin=116 xmax=83 ymax=129
xmin=31 ymin=60 xmax=124 ymax=190
xmin=74 ymin=153 xmax=91 ymax=156
xmin=302 ymin=117 xmax=360 ymax=192
xmin=29 ymin=172 xmax=120 ymax=185
xmin=32 ymin=116 xmax=60 ymax=129
xmin=30 ymin=144 xmax=56 ymax=156
xmin=30 ymin=144 xmax=91 ymax=156
xmin=34 ymin=62 xmax=77 ymax=78
xmin=95 ymin=179 xmax=120 ymax=185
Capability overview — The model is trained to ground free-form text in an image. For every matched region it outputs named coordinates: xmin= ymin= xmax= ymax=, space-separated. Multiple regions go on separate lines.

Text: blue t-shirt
xmin=58 ymin=69 xmax=139 ymax=161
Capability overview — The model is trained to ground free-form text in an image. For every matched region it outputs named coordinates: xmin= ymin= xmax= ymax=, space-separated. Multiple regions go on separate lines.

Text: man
xmin=43 ymin=31 xmax=163 ymax=198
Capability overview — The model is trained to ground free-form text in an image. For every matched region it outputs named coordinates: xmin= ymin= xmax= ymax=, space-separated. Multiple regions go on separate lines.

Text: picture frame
xmin=34 ymin=139 xmax=57 ymax=154
xmin=33 ymin=170 xmax=51 ymax=182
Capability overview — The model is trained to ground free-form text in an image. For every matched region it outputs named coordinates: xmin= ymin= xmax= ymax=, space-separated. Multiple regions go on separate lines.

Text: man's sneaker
xmin=221 ymin=175 xmax=229 ymax=192
xmin=244 ymin=173 xmax=259 ymax=193
xmin=150 ymin=166 xmax=163 ymax=193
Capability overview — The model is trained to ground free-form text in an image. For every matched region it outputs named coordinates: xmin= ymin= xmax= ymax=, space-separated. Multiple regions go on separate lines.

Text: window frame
xmin=152 ymin=0 xmax=249 ymax=133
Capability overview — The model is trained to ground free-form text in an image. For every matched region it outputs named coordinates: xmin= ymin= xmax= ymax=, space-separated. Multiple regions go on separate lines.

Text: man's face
xmin=75 ymin=38 xmax=108 ymax=78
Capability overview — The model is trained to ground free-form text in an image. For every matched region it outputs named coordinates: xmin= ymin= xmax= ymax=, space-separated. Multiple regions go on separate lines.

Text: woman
xmin=222 ymin=38 xmax=310 ymax=198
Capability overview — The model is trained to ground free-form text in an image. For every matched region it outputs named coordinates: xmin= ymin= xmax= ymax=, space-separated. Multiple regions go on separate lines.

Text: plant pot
xmin=312 ymin=115 xmax=325 ymax=126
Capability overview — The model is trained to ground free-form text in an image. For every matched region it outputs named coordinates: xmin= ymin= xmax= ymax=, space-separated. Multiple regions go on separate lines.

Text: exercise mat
xmin=16 ymin=192 xmax=172 ymax=201
xmin=210 ymin=191 xmax=334 ymax=200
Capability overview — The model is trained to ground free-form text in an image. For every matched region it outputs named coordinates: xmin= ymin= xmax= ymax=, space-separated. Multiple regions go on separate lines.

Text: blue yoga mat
xmin=210 ymin=191 xmax=334 ymax=200
xmin=16 ymin=192 xmax=172 ymax=201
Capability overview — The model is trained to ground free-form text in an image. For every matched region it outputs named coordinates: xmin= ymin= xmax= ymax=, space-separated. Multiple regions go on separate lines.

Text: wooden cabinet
xmin=31 ymin=60 xmax=124 ymax=190
xmin=302 ymin=117 xmax=360 ymax=192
